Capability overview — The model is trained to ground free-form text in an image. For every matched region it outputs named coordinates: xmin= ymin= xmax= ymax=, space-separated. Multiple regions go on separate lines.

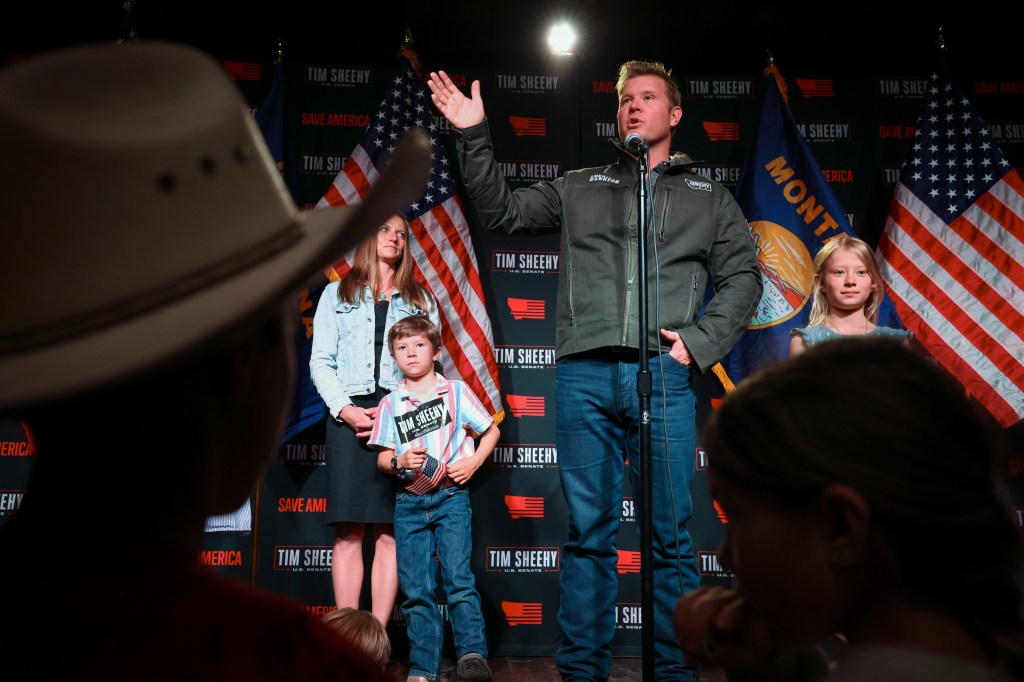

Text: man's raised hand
xmin=427 ymin=70 xmax=485 ymax=129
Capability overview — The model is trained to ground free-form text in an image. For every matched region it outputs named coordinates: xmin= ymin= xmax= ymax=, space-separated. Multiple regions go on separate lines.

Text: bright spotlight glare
xmin=548 ymin=23 xmax=576 ymax=54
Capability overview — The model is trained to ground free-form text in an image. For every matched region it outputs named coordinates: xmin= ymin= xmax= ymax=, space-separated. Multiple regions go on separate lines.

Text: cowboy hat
xmin=0 ymin=41 xmax=431 ymax=410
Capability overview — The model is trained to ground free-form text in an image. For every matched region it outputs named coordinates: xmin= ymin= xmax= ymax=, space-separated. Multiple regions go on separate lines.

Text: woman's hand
xmin=339 ymin=404 xmax=378 ymax=438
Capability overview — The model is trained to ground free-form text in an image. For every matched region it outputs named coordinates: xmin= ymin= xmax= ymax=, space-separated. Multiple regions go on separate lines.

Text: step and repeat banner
xmin=2 ymin=50 xmax=1022 ymax=657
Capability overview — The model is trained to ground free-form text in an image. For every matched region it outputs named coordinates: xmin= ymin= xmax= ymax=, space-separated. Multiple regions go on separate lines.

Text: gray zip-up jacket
xmin=454 ymin=119 xmax=762 ymax=373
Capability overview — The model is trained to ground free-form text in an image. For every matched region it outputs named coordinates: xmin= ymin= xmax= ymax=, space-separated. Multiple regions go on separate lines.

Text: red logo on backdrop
xmin=973 ymin=80 xmax=1024 ymax=95
xmin=200 ymin=550 xmax=243 ymax=567
xmin=508 ymin=298 xmax=545 ymax=320
xmin=821 ymin=169 xmax=855 ymax=183
xmin=0 ymin=440 xmax=32 ymax=457
xmin=277 ymin=497 xmax=328 ymax=512
xmin=796 ymin=78 xmax=834 ymax=98
xmin=300 ymin=112 xmax=372 ymax=127
xmin=617 ymin=550 xmax=641 ymax=574
xmin=879 ymin=124 xmax=915 ymax=139
xmin=305 ymin=605 xmax=337 ymax=618
xmin=509 ymin=116 xmax=546 ymax=137
xmin=713 ymin=499 xmax=729 ymax=524
xmin=507 ymin=394 xmax=545 ymax=417
xmin=702 ymin=121 xmax=740 ymax=141
xmin=502 ymin=601 xmax=543 ymax=626
xmin=592 ymin=80 xmax=616 ymax=94
xmin=505 ymin=495 xmax=545 ymax=519
xmin=223 ymin=60 xmax=260 ymax=81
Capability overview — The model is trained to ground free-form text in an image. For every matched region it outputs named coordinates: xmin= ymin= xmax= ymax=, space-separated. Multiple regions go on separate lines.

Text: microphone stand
xmin=633 ymin=147 xmax=656 ymax=682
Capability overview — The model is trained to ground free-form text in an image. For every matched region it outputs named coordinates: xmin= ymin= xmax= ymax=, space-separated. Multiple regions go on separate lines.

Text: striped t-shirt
xmin=369 ymin=374 xmax=493 ymax=494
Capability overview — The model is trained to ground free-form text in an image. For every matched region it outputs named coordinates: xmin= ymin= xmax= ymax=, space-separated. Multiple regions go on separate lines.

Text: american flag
xmin=317 ymin=50 xmax=504 ymax=423
xmin=878 ymin=52 xmax=1024 ymax=427
xmin=404 ymin=450 xmax=447 ymax=495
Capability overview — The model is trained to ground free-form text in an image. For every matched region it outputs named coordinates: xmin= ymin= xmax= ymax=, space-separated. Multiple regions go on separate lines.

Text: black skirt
xmin=324 ymin=390 xmax=397 ymax=525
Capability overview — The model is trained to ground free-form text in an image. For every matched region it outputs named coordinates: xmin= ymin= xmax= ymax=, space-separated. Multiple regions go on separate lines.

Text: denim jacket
xmin=309 ymin=280 xmax=439 ymax=420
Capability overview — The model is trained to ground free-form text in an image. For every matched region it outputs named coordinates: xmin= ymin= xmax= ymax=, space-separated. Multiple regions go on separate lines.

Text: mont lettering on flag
xmin=719 ymin=66 xmax=903 ymax=388
xmin=878 ymin=51 xmax=1024 ymax=427
xmin=317 ymin=50 xmax=504 ymax=424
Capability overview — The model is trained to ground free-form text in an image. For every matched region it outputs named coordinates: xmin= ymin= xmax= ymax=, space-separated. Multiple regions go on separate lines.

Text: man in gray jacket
xmin=428 ymin=61 xmax=762 ymax=682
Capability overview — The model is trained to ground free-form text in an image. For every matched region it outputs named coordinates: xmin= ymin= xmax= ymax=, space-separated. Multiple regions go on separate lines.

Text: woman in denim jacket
xmin=310 ymin=213 xmax=439 ymax=625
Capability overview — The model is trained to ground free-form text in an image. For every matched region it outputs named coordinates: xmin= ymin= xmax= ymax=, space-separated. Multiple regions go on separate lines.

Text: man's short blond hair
xmin=615 ymin=60 xmax=682 ymax=109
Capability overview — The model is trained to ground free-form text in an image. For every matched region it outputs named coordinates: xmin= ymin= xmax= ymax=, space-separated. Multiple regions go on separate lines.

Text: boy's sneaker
xmin=455 ymin=653 xmax=491 ymax=681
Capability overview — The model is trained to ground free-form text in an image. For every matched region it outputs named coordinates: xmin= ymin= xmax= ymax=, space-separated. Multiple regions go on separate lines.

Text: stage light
xmin=547 ymin=22 xmax=576 ymax=55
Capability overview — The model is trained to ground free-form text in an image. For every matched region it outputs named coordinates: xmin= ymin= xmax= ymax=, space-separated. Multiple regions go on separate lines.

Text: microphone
xmin=624 ymin=133 xmax=648 ymax=155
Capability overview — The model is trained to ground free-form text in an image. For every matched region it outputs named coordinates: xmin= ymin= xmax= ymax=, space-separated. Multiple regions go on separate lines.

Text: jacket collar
xmin=608 ymin=137 xmax=700 ymax=172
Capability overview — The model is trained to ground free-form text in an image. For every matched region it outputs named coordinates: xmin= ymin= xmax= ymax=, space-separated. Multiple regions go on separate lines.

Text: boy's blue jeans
xmin=554 ymin=352 xmax=700 ymax=681
xmin=395 ymin=485 xmax=487 ymax=681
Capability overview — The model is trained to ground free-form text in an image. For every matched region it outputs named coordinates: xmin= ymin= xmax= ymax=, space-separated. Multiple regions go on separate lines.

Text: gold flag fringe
xmin=398 ymin=44 xmax=421 ymax=74
xmin=765 ymin=62 xmax=789 ymax=105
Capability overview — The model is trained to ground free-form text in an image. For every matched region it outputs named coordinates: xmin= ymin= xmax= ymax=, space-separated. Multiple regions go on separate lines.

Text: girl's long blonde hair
xmin=807 ymin=234 xmax=883 ymax=326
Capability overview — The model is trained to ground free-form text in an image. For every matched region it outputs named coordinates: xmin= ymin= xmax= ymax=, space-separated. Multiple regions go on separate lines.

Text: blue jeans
xmin=395 ymin=485 xmax=487 ymax=681
xmin=555 ymin=353 xmax=700 ymax=681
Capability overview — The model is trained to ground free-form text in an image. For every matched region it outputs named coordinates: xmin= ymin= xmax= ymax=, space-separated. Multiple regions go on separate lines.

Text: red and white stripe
xmin=316 ymin=145 xmax=504 ymax=423
xmin=878 ymin=170 xmax=1024 ymax=426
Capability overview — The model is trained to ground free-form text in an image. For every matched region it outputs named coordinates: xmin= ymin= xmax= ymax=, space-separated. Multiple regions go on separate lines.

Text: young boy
xmin=370 ymin=315 xmax=499 ymax=682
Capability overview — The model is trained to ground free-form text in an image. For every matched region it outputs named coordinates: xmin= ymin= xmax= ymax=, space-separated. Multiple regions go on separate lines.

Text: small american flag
xmin=404 ymin=451 xmax=447 ymax=495
xmin=317 ymin=49 xmax=504 ymax=424
xmin=878 ymin=50 xmax=1024 ymax=427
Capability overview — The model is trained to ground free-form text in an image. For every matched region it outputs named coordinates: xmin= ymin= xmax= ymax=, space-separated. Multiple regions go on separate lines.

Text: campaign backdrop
xmin=1 ymin=48 xmax=1022 ymax=658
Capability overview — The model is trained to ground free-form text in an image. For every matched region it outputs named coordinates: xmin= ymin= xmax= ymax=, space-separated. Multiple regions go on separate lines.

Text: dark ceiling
xmin=2 ymin=2 xmax=1015 ymax=76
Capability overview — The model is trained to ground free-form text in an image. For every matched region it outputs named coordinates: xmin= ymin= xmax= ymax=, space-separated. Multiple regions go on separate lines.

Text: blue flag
xmin=205 ymin=61 xmax=314 ymax=534
xmin=720 ymin=67 xmax=901 ymax=386
xmin=253 ymin=62 xmax=331 ymax=443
